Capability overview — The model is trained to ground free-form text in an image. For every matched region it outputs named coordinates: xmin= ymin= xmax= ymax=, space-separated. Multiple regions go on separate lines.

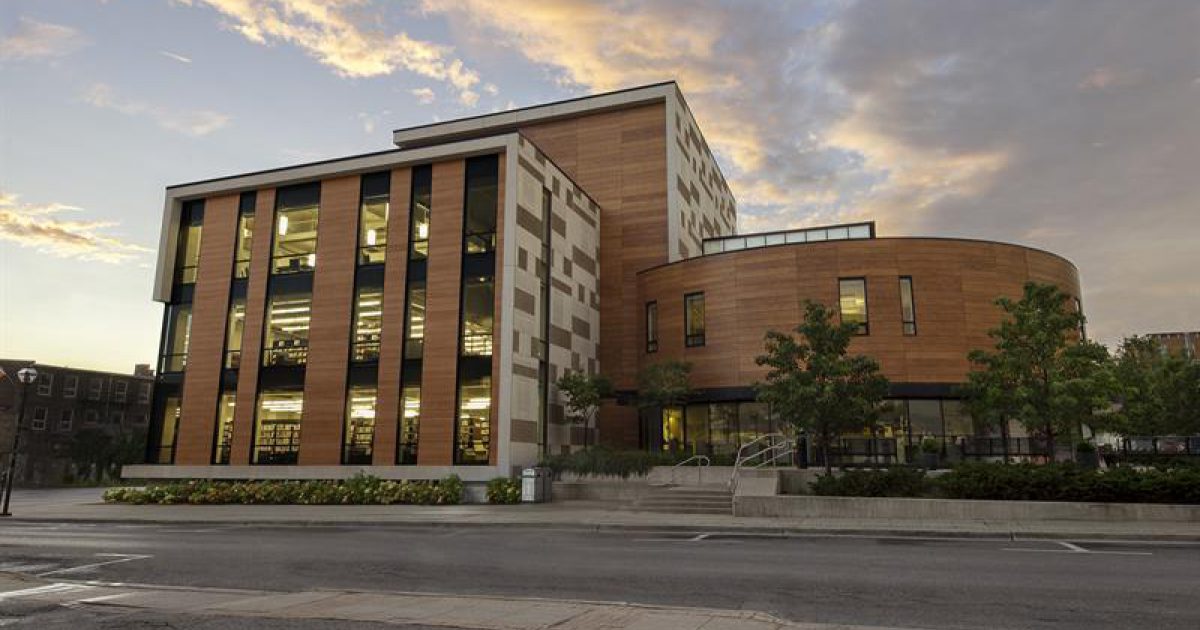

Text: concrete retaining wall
xmin=734 ymin=494 xmax=1200 ymax=522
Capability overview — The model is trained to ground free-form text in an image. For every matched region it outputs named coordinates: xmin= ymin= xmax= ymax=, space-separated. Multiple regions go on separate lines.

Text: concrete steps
xmin=627 ymin=485 xmax=733 ymax=515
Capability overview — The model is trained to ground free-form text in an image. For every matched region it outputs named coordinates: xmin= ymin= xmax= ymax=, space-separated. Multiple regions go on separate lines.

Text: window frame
xmin=899 ymin=276 xmax=917 ymax=336
xmin=58 ymin=409 xmax=74 ymax=432
xmin=684 ymin=292 xmax=706 ymax=348
xmin=88 ymin=378 xmax=104 ymax=401
xmin=113 ymin=380 xmax=128 ymax=403
xmin=138 ymin=382 xmax=152 ymax=405
xmin=30 ymin=407 xmax=48 ymax=431
xmin=63 ymin=375 xmax=78 ymax=398
xmin=645 ymin=301 xmax=659 ymax=353
xmin=37 ymin=373 xmax=53 ymax=396
xmin=838 ymin=277 xmax=870 ymax=336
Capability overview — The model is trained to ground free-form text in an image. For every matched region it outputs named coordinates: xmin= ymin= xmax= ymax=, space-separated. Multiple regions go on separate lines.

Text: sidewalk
xmin=0 ymin=573 xmax=910 ymax=630
xmin=5 ymin=488 xmax=1199 ymax=541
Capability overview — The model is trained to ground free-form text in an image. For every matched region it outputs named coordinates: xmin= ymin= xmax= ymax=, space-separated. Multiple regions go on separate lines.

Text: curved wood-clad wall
xmin=635 ymin=238 xmax=1080 ymax=391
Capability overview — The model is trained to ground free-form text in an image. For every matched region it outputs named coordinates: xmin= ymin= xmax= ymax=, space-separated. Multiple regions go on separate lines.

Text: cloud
xmin=410 ymin=87 xmax=436 ymax=104
xmin=83 ymin=83 xmax=230 ymax=136
xmin=0 ymin=17 xmax=86 ymax=61
xmin=192 ymin=0 xmax=480 ymax=105
xmin=0 ymin=190 xmax=153 ymax=264
xmin=160 ymin=50 xmax=193 ymax=63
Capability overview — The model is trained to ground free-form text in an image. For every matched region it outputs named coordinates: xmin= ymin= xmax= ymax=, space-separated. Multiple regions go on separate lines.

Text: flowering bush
xmin=486 ymin=477 xmax=522 ymax=504
xmin=103 ymin=474 xmax=463 ymax=505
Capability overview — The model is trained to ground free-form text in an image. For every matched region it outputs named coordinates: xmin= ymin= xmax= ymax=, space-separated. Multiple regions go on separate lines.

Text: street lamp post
xmin=1 ymin=366 xmax=38 ymax=517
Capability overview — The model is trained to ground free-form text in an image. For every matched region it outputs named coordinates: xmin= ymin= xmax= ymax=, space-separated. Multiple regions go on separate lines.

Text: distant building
xmin=0 ymin=360 xmax=154 ymax=485
xmin=1144 ymin=332 xmax=1198 ymax=360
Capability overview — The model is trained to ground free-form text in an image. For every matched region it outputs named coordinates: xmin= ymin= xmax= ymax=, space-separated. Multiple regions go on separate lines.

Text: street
xmin=1 ymin=521 xmax=1197 ymax=629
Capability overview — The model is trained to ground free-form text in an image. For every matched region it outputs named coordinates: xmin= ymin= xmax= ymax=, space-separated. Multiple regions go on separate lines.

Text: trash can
xmin=521 ymin=467 xmax=552 ymax=503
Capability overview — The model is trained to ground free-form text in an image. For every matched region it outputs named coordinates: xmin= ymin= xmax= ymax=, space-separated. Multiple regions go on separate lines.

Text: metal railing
xmin=730 ymin=433 xmax=794 ymax=492
xmin=673 ymin=454 xmax=711 ymax=467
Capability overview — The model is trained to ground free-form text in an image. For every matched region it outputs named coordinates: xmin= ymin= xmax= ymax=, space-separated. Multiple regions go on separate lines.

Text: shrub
xmin=810 ymin=467 xmax=929 ymax=497
xmin=539 ymin=446 xmax=682 ymax=479
xmin=486 ymin=477 xmax=522 ymax=504
xmin=103 ymin=475 xmax=465 ymax=506
xmin=936 ymin=462 xmax=1200 ymax=504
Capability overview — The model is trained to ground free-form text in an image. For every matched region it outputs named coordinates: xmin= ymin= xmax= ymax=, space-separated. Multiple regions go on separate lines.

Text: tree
xmin=755 ymin=301 xmax=889 ymax=473
xmin=966 ymin=282 xmax=1114 ymax=460
xmin=636 ymin=360 xmax=694 ymax=411
xmin=1111 ymin=336 xmax=1200 ymax=436
xmin=554 ymin=370 xmax=613 ymax=448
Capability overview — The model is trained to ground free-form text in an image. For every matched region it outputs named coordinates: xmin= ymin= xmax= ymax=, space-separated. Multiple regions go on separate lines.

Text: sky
xmin=1 ymin=0 xmax=1197 ymax=374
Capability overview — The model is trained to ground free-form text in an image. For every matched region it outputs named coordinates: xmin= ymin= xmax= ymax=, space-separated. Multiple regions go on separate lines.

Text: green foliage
xmin=486 ymin=477 xmax=522 ymax=504
xmin=811 ymin=467 xmax=929 ymax=497
xmin=102 ymin=474 xmax=464 ymax=505
xmin=636 ymin=360 xmax=694 ymax=409
xmin=1110 ymin=336 xmax=1200 ymax=436
xmin=755 ymin=301 xmax=890 ymax=473
xmin=937 ymin=462 xmax=1200 ymax=504
xmin=68 ymin=429 xmax=146 ymax=483
xmin=539 ymin=446 xmax=681 ymax=479
xmin=555 ymin=370 xmax=614 ymax=447
xmin=964 ymin=282 xmax=1115 ymax=456
xmin=919 ymin=437 xmax=942 ymax=454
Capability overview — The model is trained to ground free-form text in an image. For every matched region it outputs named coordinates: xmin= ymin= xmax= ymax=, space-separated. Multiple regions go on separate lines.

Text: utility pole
xmin=1 ymin=366 xmax=38 ymax=517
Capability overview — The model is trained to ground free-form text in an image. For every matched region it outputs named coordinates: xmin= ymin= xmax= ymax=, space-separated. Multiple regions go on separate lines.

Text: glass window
xmin=684 ymin=404 xmax=710 ymax=455
xmin=454 ymin=371 xmax=491 ymax=465
xmin=409 ymin=165 xmax=432 ymax=261
xmin=646 ymin=301 xmax=658 ymax=353
xmin=31 ymin=407 xmax=47 ymax=430
xmin=908 ymin=399 xmax=944 ymax=438
xmin=899 ymin=276 xmax=917 ymax=336
xmin=58 ymin=409 xmax=74 ymax=432
xmin=160 ymin=303 xmax=192 ymax=373
xmin=63 ymin=375 xmax=78 ymax=398
xmin=138 ymin=382 xmax=152 ymax=405
xmin=84 ymin=409 xmax=100 ymax=425
xmin=358 ymin=197 xmax=389 ymax=265
xmin=343 ymin=385 xmax=377 ymax=464
xmin=461 ymin=276 xmax=494 ymax=356
xmin=272 ymin=204 xmax=319 ymax=274
xmin=661 ymin=406 xmax=684 ymax=451
xmin=233 ymin=211 xmax=255 ymax=279
xmin=262 ymin=293 xmax=311 ymax=367
xmin=685 ymin=292 xmax=705 ymax=347
xmin=738 ymin=402 xmax=772 ymax=444
xmin=213 ymin=390 xmax=236 ymax=465
xmin=710 ymin=403 xmax=738 ymax=457
xmin=404 ymin=281 xmax=426 ymax=360
xmin=839 ymin=278 xmax=868 ymax=335
xmin=113 ymin=380 xmax=127 ymax=403
xmin=398 ymin=378 xmax=421 ymax=465
xmin=352 ymin=287 xmax=383 ymax=362
xmin=463 ymin=155 xmax=499 ymax=254
xmin=225 ymin=298 xmax=246 ymax=369
xmin=174 ymin=201 xmax=203 ymax=285
xmin=942 ymin=400 xmax=973 ymax=437
xmin=37 ymin=373 xmax=53 ymax=396
xmin=155 ymin=395 xmax=181 ymax=463
xmin=253 ymin=390 xmax=303 ymax=465
xmin=88 ymin=378 xmax=103 ymax=401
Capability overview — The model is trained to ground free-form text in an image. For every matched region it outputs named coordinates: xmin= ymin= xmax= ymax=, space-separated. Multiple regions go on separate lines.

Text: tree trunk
xmin=821 ymin=440 xmax=832 ymax=475
xmin=1045 ymin=425 xmax=1056 ymax=464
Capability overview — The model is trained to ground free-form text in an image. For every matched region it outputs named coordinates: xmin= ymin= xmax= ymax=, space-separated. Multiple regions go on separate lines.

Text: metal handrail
xmin=673 ymin=455 xmax=711 ymax=468
xmin=730 ymin=433 xmax=794 ymax=492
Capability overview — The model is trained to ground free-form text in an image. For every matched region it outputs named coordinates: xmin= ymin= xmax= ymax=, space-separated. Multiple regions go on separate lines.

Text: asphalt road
xmin=0 ymin=521 xmax=1197 ymax=629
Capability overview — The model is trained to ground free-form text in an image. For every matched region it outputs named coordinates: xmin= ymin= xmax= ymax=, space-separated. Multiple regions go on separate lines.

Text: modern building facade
xmin=0 ymin=360 xmax=154 ymax=485
xmin=131 ymin=82 xmax=1081 ymax=481
xmin=1145 ymin=331 xmax=1198 ymax=360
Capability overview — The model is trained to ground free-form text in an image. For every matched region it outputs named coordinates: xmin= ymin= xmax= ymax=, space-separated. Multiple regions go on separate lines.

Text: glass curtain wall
xmin=234 ymin=193 xmax=255 ymax=278
xmin=272 ymin=184 xmax=320 ymax=275
xmin=358 ymin=171 xmax=390 ymax=265
xmin=351 ymin=287 xmax=383 ymax=361
xmin=409 ymin=166 xmax=431 ymax=260
xmin=839 ymin=278 xmax=869 ymax=335
xmin=253 ymin=390 xmax=303 ymax=464
xmin=212 ymin=390 xmax=236 ymax=464
xmin=224 ymin=298 xmax=246 ymax=369
xmin=174 ymin=201 xmax=203 ymax=285
xmin=343 ymin=386 xmax=377 ymax=464
xmin=262 ymin=293 xmax=312 ymax=366
xmin=154 ymin=395 xmax=181 ymax=463
xmin=159 ymin=304 xmax=192 ymax=373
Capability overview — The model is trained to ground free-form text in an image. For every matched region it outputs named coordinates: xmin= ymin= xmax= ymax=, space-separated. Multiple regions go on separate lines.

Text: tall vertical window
xmin=37 ymin=373 xmax=53 ymax=396
xmin=160 ymin=304 xmax=192 ymax=372
xmin=403 ymin=281 xmax=426 ymax=359
xmin=397 ymin=378 xmax=420 ymax=464
xmin=88 ymin=378 xmax=103 ymax=400
xmin=899 ymin=276 xmax=917 ymax=336
xmin=253 ymin=390 xmax=303 ymax=465
xmin=684 ymin=293 xmax=705 ymax=347
xmin=233 ymin=192 xmax=256 ymax=279
xmin=225 ymin=298 xmax=246 ymax=368
xmin=58 ymin=409 xmax=74 ymax=432
xmin=343 ymin=386 xmax=377 ymax=464
xmin=454 ymin=370 xmax=491 ymax=465
xmin=646 ymin=301 xmax=659 ymax=353
xmin=409 ymin=165 xmax=432 ymax=260
xmin=155 ymin=395 xmax=181 ymax=463
xmin=461 ymin=276 xmax=495 ymax=356
xmin=262 ymin=293 xmax=311 ymax=366
xmin=63 ymin=375 xmax=78 ymax=398
xmin=839 ymin=278 xmax=869 ymax=335
xmin=138 ymin=382 xmax=152 ymax=404
xmin=113 ymin=380 xmax=127 ymax=403
xmin=352 ymin=287 xmax=383 ymax=362
xmin=213 ymin=389 xmax=236 ymax=464
xmin=463 ymin=155 xmax=499 ymax=254
xmin=31 ymin=408 xmax=48 ymax=431
xmin=271 ymin=184 xmax=320 ymax=275
xmin=174 ymin=200 xmax=203 ymax=284
xmin=358 ymin=172 xmax=390 ymax=265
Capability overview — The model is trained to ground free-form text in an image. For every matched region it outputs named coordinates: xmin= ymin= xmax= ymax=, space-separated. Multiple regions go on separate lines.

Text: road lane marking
xmin=1003 ymin=542 xmax=1152 ymax=556
xmin=36 ymin=553 xmax=153 ymax=577
xmin=0 ymin=583 xmax=94 ymax=600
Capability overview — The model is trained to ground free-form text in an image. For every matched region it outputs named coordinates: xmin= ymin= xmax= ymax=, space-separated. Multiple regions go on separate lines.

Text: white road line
xmin=73 ymin=592 xmax=134 ymax=604
xmin=1058 ymin=541 xmax=1089 ymax=553
xmin=36 ymin=553 xmax=153 ymax=577
xmin=690 ymin=533 xmax=711 ymax=541
xmin=1003 ymin=542 xmax=1152 ymax=556
xmin=0 ymin=582 xmax=94 ymax=600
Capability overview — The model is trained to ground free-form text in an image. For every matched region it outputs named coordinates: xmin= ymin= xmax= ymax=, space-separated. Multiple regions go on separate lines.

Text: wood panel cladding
xmin=637 ymin=239 xmax=1080 ymax=389
xmin=522 ymin=103 xmax=667 ymax=447
xmin=417 ymin=160 xmax=466 ymax=466
xmin=299 ymin=176 xmax=359 ymax=465
xmin=174 ymin=194 xmax=238 ymax=465
xmin=371 ymin=167 xmax=412 ymax=465
xmin=229 ymin=189 xmax=275 ymax=465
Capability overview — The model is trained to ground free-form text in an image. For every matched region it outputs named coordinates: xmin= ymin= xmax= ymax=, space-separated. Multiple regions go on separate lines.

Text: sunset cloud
xmin=192 ymin=0 xmax=481 ymax=105
xmin=0 ymin=17 xmax=86 ymax=61
xmin=0 ymin=191 xmax=152 ymax=264
xmin=83 ymin=83 xmax=230 ymax=136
